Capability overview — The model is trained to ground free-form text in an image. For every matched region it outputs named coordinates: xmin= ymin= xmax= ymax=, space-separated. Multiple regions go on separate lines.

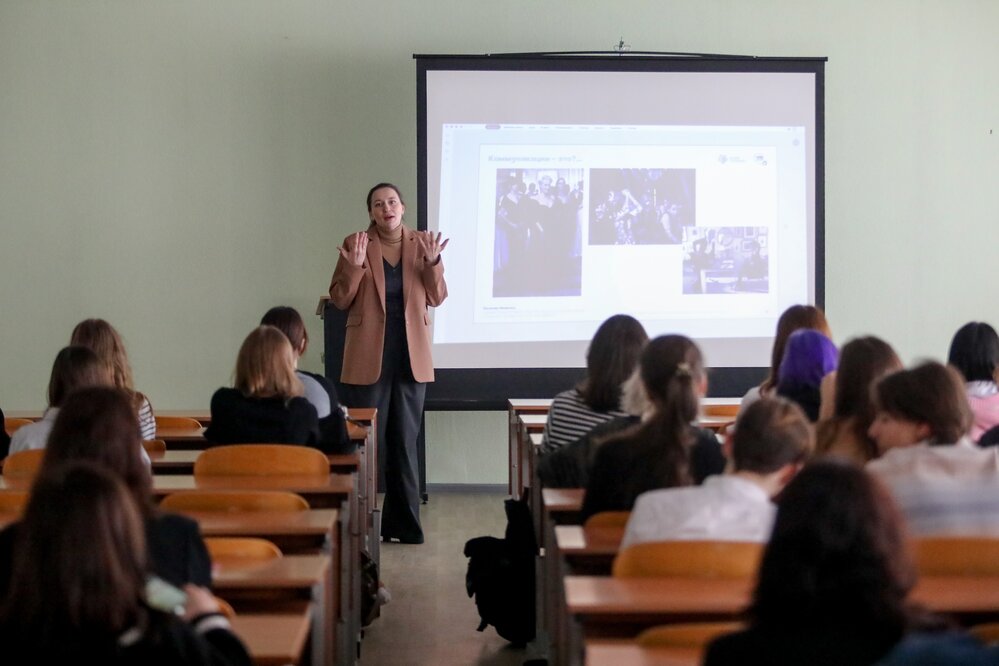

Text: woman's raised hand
xmin=337 ymin=232 xmax=369 ymax=267
xmin=417 ymin=231 xmax=449 ymax=264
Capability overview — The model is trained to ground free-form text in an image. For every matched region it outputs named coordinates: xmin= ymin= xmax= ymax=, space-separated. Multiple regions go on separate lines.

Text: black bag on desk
xmin=463 ymin=497 xmax=537 ymax=646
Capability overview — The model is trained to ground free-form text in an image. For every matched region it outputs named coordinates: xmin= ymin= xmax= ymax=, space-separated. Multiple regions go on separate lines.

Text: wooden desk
xmin=158 ymin=426 xmax=208 ymax=447
xmin=543 ymin=487 xmax=585 ymax=522
xmin=555 ymin=524 xmax=622 ymax=575
xmin=508 ymin=399 xmax=553 ymax=497
xmin=153 ymin=473 xmax=355 ymax=660
xmin=232 ymin=612 xmax=312 ymax=666
xmin=150 ymin=450 xmax=360 ymax=477
xmin=156 ymin=410 xmax=212 ymax=425
xmin=563 ymin=574 xmax=999 ymax=661
xmin=186 ymin=509 xmax=340 ymax=555
xmin=585 ymin=641 xmax=699 ymax=666
xmin=215 ymin=554 xmax=333 ymax=666
xmin=145 ymin=474 xmax=353 ymax=509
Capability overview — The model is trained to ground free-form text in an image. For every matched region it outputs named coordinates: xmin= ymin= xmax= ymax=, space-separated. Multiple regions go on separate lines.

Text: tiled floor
xmin=360 ymin=492 xmax=530 ymax=665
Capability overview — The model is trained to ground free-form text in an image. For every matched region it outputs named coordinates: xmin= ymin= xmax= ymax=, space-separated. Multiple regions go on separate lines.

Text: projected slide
xmin=433 ymin=123 xmax=804 ymax=346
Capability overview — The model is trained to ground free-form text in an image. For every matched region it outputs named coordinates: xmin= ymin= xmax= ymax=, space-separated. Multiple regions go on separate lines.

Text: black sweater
xmin=580 ymin=424 xmax=726 ymax=521
xmin=0 ymin=609 xmax=251 ymax=665
xmin=204 ymin=388 xmax=323 ymax=449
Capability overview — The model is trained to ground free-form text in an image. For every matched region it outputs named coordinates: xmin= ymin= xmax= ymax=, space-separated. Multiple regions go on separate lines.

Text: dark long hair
xmin=816 ymin=336 xmax=902 ymax=461
xmin=43 ymin=387 xmax=154 ymax=517
xmin=603 ymin=335 xmax=703 ymax=486
xmin=760 ymin=305 xmax=831 ymax=393
xmin=0 ymin=462 xmax=148 ymax=656
xmin=46 ymin=346 xmax=109 ymax=408
xmin=261 ymin=305 xmax=309 ymax=354
xmin=947 ymin=321 xmax=999 ymax=383
xmin=873 ymin=361 xmax=972 ymax=445
xmin=577 ymin=314 xmax=648 ymax=411
xmin=751 ymin=461 xmax=916 ymax=640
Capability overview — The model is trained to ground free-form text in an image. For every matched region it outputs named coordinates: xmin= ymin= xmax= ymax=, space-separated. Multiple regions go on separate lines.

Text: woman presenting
xmin=329 ymin=183 xmax=448 ymax=544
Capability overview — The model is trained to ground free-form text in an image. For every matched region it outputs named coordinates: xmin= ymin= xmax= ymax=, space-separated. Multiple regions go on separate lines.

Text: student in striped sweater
xmin=540 ymin=314 xmax=647 ymax=454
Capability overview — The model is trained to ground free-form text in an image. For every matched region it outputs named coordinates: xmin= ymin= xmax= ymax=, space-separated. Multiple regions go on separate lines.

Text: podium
xmin=318 ymin=298 xmax=428 ymax=501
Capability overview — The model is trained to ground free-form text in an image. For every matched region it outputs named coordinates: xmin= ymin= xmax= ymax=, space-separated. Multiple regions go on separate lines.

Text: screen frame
xmin=415 ymin=53 xmax=826 ymax=410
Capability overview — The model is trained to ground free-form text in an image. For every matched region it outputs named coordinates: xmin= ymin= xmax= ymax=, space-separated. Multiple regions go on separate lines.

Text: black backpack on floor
xmin=463 ymin=497 xmax=537 ymax=646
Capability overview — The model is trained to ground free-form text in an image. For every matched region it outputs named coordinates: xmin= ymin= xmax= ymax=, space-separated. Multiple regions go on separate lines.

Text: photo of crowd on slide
xmin=682 ymin=226 xmax=769 ymax=294
xmin=493 ymin=169 xmax=585 ymax=297
xmin=589 ymin=168 xmax=696 ymax=245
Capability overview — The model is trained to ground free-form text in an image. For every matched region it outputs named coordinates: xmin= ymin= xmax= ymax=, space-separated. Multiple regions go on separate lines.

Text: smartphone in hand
xmin=145 ymin=576 xmax=187 ymax=616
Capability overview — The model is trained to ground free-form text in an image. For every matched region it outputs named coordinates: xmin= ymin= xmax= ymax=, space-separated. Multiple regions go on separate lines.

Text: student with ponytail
xmin=580 ymin=335 xmax=726 ymax=521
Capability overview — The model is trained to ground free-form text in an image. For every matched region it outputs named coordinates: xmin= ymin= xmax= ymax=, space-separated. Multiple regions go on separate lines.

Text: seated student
xmin=775 ymin=329 xmax=838 ymax=422
xmin=621 ymin=397 xmax=813 ymax=547
xmin=0 ymin=404 xmax=10 ymax=459
xmin=703 ymin=461 xmax=948 ymax=666
xmin=260 ymin=306 xmax=351 ymax=453
xmin=816 ymin=336 xmax=902 ymax=465
xmin=540 ymin=314 xmax=647 ymax=454
xmin=538 ymin=369 xmax=647 ymax=488
xmin=9 ymin=346 xmax=110 ymax=454
xmin=205 ymin=325 xmax=326 ymax=449
xmin=71 ymin=318 xmax=157 ymax=440
xmin=0 ymin=462 xmax=250 ymax=665
xmin=580 ymin=335 xmax=726 ymax=521
xmin=0 ymin=387 xmax=211 ymax=590
xmin=947 ymin=321 xmax=999 ymax=442
xmin=738 ymin=304 xmax=831 ymax=416
xmin=866 ymin=361 xmax=999 ymax=535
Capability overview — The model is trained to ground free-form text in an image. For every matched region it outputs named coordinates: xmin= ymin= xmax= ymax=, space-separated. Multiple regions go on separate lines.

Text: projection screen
xmin=415 ymin=54 xmax=825 ymax=408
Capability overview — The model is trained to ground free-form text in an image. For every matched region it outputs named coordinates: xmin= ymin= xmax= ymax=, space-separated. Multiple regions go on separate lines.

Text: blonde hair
xmin=234 ymin=326 xmax=304 ymax=399
xmin=70 ymin=319 xmax=135 ymax=391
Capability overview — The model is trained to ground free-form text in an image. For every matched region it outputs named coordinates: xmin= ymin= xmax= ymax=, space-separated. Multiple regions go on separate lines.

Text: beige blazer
xmin=328 ymin=224 xmax=447 ymax=385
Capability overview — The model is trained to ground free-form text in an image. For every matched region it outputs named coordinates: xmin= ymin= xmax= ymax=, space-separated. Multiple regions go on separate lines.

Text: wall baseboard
xmin=425 ymin=483 xmax=507 ymax=495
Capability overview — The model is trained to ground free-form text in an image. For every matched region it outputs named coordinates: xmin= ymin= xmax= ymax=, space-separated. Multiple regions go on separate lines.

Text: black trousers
xmin=341 ymin=319 xmax=426 ymax=543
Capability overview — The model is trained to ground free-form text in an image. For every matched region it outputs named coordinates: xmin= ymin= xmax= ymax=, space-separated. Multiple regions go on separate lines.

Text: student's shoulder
xmin=551 ymin=388 xmax=585 ymax=408
xmin=209 ymin=387 xmax=242 ymax=406
xmin=286 ymin=396 xmax=319 ymax=423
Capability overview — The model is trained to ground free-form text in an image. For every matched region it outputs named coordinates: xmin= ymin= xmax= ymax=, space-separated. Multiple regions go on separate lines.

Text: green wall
xmin=2 ymin=1 xmax=997 ymax=483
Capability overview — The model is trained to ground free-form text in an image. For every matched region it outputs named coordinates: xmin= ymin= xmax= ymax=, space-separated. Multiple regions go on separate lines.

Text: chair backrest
xmin=637 ymin=621 xmax=746 ymax=649
xmin=205 ymin=537 xmax=283 ymax=563
xmin=142 ymin=439 xmax=167 ymax=455
xmin=214 ymin=595 xmax=236 ymax=619
xmin=161 ymin=490 xmax=310 ymax=513
xmin=913 ymin=537 xmax=999 ymax=576
xmin=612 ymin=541 xmax=763 ymax=579
xmin=584 ymin=510 xmax=631 ymax=529
xmin=194 ymin=444 xmax=329 ymax=477
xmin=2 ymin=449 xmax=46 ymax=480
xmin=155 ymin=416 xmax=202 ymax=430
xmin=0 ymin=491 xmax=30 ymax=515
xmin=4 ymin=418 xmax=33 ymax=436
